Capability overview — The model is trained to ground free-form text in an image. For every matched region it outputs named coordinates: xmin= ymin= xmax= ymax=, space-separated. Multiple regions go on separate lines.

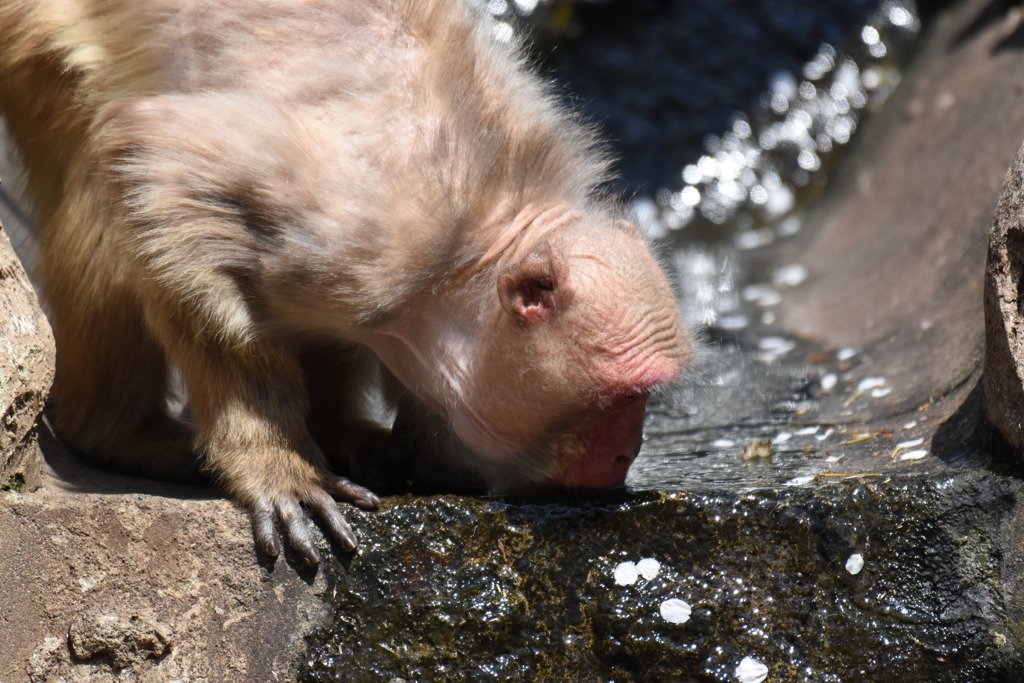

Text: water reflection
xmin=639 ymin=1 xmax=920 ymax=238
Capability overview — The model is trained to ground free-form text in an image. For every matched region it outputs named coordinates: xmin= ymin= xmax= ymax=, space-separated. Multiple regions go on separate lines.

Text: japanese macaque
xmin=0 ymin=0 xmax=689 ymax=565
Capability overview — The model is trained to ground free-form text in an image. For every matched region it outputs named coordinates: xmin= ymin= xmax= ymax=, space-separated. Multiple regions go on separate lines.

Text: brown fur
xmin=0 ymin=0 xmax=689 ymax=564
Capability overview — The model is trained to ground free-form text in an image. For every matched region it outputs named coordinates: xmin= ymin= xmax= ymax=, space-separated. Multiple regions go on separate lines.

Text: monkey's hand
xmin=246 ymin=476 xmax=380 ymax=567
xmin=167 ymin=336 xmax=383 ymax=567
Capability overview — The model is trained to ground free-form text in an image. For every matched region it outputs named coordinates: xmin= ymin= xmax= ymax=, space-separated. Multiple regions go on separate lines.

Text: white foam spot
xmin=613 ymin=561 xmax=639 ymax=586
xmin=735 ymin=655 xmax=769 ymax=683
xmin=659 ymin=598 xmax=692 ymax=624
xmin=637 ymin=558 xmax=661 ymax=580
xmin=900 ymin=450 xmax=928 ymax=461
xmin=856 ymin=377 xmax=886 ymax=392
xmin=837 ymin=347 xmax=858 ymax=361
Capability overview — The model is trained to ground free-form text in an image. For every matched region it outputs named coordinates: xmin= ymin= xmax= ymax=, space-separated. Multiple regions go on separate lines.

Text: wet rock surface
xmin=300 ymin=478 xmax=1024 ymax=681
xmin=633 ymin=0 xmax=1024 ymax=491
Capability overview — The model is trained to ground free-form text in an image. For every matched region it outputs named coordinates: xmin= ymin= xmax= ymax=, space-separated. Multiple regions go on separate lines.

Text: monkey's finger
xmin=277 ymin=498 xmax=321 ymax=567
xmin=328 ymin=475 xmax=381 ymax=509
xmin=249 ymin=499 xmax=282 ymax=559
xmin=308 ymin=489 xmax=359 ymax=552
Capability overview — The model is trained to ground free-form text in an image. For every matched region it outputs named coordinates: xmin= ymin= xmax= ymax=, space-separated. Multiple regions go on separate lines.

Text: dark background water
xmin=537 ymin=0 xmax=898 ymax=194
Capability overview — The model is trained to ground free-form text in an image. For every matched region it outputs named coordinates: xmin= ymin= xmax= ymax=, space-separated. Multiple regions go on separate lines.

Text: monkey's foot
xmin=247 ymin=477 xmax=380 ymax=566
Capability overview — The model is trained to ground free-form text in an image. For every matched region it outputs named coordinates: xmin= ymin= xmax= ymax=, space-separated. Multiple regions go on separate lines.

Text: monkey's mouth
xmin=544 ymin=394 xmax=647 ymax=490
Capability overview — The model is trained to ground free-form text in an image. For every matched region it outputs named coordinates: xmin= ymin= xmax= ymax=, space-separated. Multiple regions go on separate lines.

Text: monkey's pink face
xmin=450 ymin=339 xmax=682 ymax=492
xmin=446 ymin=222 xmax=688 ymax=492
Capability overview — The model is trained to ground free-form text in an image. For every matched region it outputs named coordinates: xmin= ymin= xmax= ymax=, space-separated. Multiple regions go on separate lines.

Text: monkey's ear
xmin=498 ymin=242 xmax=571 ymax=323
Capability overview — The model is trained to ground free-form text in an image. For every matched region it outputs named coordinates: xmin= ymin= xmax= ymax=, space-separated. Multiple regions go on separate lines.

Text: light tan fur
xmin=0 ymin=0 xmax=689 ymax=564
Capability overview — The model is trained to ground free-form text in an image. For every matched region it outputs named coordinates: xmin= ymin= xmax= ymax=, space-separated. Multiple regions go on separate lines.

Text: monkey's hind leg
xmin=41 ymin=250 xmax=201 ymax=483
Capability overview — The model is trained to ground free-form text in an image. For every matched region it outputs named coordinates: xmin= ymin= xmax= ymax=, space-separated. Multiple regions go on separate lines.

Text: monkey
xmin=0 ymin=0 xmax=690 ymax=566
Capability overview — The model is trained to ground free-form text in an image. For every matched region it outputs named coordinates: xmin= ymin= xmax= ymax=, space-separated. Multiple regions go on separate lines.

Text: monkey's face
xmin=366 ymin=217 xmax=687 ymax=493
xmin=437 ymin=220 xmax=688 ymax=492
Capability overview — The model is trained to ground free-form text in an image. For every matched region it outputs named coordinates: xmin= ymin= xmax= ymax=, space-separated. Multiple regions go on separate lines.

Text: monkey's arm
xmin=97 ymin=95 xmax=380 ymax=563
xmin=158 ymin=321 xmax=378 ymax=564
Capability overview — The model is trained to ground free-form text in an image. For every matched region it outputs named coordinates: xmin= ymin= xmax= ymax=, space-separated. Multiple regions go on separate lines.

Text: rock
xmin=774 ymin=0 xmax=1024 ymax=426
xmin=984 ymin=143 xmax=1024 ymax=451
xmin=0 ymin=463 xmax=334 ymax=682
xmin=0 ymin=214 xmax=53 ymax=492
xmin=299 ymin=479 xmax=1024 ymax=681
xmin=67 ymin=610 xmax=172 ymax=670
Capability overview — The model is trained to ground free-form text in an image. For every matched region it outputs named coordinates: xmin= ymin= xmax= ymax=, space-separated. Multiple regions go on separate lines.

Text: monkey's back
xmin=1 ymin=0 xmax=607 ymax=233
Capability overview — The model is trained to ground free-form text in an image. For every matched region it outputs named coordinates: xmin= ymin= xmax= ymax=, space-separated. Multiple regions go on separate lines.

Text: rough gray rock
xmin=0 ymin=216 xmax=53 ymax=492
xmin=984 ymin=142 xmax=1024 ymax=451
xmin=1 ymin=444 xmax=335 ymax=682
xmin=67 ymin=610 xmax=172 ymax=670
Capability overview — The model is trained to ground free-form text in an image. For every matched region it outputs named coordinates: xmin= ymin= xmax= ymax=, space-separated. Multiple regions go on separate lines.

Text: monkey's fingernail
xmin=356 ymin=494 xmax=380 ymax=509
xmin=262 ymin=535 xmax=281 ymax=559
xmin=301 ymin=544 xmax=321 ymax=567
xmin=337 ymin=527 xmax=358 ymax=551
